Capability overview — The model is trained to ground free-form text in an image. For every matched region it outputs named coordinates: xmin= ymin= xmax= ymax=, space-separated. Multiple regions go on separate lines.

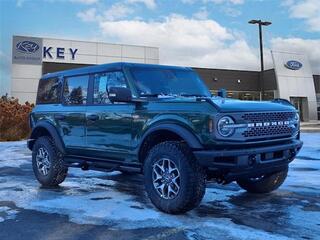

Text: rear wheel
xmin=237 ymin=168 xmax=288 ymax=194
xmin=144 ymin=141 xmax=206 ymax=214
xmin=32 ymin=136 xmax=68 ymax=187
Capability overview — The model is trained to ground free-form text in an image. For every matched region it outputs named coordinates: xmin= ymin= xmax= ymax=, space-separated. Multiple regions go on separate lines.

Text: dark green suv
xmin=28 ymin=62 xmax=303 ymax=214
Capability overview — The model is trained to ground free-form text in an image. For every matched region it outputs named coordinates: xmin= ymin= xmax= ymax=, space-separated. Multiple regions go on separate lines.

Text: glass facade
xmin=211 ymin=90 xmax=275 ymax=101
xmin=262 ymin=91 xmax=276 ymax=101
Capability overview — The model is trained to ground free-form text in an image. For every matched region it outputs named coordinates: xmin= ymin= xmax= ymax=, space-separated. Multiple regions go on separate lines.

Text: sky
xmin=1 ymin=0 xmax=320 ymax=95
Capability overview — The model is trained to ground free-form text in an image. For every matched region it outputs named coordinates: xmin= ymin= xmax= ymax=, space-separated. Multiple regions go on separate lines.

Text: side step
xmin=64 ymin=156 xmax=141 ymax=173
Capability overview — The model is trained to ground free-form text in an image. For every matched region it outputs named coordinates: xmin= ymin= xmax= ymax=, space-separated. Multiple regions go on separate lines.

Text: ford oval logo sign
xmin=16 ymin=41 xmax=40 ymax=54
xmin=285 ymin=60 xmax=303 ymax=70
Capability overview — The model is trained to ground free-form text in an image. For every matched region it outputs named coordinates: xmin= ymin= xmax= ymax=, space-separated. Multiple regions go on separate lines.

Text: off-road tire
xmin=144 ymin=141 xmax=206 ymax=214
xmin=32 ymin=136 xmax=68 ymax=187
xmin=237 ymin=168 xmax=288 ymax=194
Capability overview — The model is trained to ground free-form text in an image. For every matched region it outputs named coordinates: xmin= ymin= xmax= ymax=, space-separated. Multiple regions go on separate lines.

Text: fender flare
xmin=28 ymin=121 xmax=65 ymax=154
xmin=139 ymin=123 xmax=203 ymax=150
xmin=272 ymin=98 xmax=294 ymax=107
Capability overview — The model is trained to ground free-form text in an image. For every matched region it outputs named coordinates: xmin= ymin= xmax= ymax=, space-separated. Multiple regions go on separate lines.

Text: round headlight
xmin=217 ymin=116 xmax=235 ymax=137
xmin=295 ymin=112 xmax=300 ymax=122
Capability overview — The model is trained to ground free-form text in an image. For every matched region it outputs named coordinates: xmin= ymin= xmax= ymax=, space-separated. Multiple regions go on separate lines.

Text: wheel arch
xmin=28 ymin=121 xmax=65 ymax=154
xmin=138 ymin=123 xmax=203 ymax=164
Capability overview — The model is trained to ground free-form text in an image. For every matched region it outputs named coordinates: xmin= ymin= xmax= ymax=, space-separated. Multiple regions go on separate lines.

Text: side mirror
xmin=108 ymin=87 xmax=132 ymax=103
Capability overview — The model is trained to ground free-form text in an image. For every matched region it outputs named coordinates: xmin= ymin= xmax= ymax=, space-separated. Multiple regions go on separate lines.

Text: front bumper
xmin=193 ymin=139 xmax=303 ymax=180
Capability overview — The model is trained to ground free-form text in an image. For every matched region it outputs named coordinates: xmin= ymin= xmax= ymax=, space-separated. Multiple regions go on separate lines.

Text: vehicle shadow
xmin=195 ymin=187 xmax=304 ymax=236
xmin=100 ymin=172 xmax=150 ymax=205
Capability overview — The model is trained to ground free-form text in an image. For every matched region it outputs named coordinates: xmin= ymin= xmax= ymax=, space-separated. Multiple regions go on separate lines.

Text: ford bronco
xmin=28 ymin=62 xmax=303 ymax=214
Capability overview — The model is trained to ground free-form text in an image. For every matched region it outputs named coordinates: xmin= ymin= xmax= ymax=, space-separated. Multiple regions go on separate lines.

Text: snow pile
xmin=0 ymin=141 xmax=29 ymax=167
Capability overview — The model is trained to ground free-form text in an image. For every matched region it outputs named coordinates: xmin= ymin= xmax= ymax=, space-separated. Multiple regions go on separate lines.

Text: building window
xmin=36 ymin=77 xmax=61 ymax=104
xmin=93 ymin=71 xmax=128 ymax=104
xmin=263 ymin=91 xmax=275 ymax=101
xmin=211 ymin=90 xmax=261 ymax=101
xmin=210 ymin=90 xmax=275 ymax=101
xmin=316 ymin=93 xmax=320 ymax=120
xmin=63 ymin=75 xmax=89 ymax=105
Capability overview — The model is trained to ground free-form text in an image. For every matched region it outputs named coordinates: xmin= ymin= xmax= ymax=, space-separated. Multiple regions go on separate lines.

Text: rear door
xmin=56 ymin=74 xmax=89 ymax=155
xmin=85 ymin=71 xmax=134 ymax=161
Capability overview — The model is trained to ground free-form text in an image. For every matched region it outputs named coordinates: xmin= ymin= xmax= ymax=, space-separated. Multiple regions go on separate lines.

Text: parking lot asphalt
xmin=0 ymin=133 xmax=319 ymax=240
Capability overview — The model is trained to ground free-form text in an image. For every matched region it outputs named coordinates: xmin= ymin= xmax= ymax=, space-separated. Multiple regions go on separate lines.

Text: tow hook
xmin=248 ymin=155 xmax=256 ymax=166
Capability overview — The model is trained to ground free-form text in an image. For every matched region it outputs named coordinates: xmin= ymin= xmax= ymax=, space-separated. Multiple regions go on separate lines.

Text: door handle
xmin=87 ymin=114 xmax=99 ymax=121
xmin=54 ymin=114 xmax=66 ymax=120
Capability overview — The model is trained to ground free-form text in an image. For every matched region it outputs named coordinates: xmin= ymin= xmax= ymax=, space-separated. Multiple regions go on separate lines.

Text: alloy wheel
xmin=36 ymin=147 xmax=51 ymax=176
xmin=152 ymin=158 xmax=181 ymax=199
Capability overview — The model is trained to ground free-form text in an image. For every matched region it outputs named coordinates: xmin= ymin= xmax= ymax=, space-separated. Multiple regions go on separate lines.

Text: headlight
xmin=293 ymin=112 xmax=300 ymax=134
xmin=295 ymin=112 xmax=300 ymax=122
xmin=217 ymin=116 xmax=235 ymax=137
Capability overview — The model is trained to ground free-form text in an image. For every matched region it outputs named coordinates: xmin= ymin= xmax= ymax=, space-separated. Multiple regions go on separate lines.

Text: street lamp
xmin=248 ymin=19 xmax=272 ymax=100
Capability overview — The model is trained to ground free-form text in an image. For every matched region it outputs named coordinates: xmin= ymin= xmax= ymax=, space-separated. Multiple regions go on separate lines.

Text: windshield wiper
xmin=140 ymin=93 xmax=175 ymax=98
xmin=179 ymin=94 xmax=208 ymax=97
xmin=140 ymin=93 xmax=160 ymax=97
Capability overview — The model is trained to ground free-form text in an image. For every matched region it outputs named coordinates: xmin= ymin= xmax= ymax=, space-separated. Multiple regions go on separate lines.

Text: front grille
xmin=241 ymin=112 xmax=296 ymax=138
xmin=242 ymin=112 xmax=296 ymax=123
xmin=243 ymin=125 xmax=294 ymax=137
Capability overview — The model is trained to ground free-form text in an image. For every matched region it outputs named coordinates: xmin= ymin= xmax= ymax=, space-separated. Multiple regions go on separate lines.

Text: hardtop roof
xmin=42 ymin=62 xmax=192 ymax=79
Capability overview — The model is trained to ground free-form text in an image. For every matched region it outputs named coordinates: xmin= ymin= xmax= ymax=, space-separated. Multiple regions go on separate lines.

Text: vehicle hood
xmin=210 ymin=97 xmax=296 ymax=113
xmin=141 ymin=96 xmax=296 ymax=113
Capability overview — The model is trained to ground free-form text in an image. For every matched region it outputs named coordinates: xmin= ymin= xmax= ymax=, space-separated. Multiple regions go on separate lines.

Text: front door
xmin=85 ymin=71 xmax=134 ymax=161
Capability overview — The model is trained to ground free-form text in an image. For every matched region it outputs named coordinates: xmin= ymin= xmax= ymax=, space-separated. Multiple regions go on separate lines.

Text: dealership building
xmin=11 ymin=35 xmax=320 ymax=121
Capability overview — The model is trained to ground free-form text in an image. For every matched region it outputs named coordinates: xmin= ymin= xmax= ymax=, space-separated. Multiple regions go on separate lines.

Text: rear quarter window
xmin=63 ymin=75 xmax=89 ymax=105
xmin=36 ymin=77 xmax=61 ymax=104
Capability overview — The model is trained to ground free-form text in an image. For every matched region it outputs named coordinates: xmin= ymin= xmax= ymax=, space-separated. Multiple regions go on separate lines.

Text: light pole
xmin=248 ymin=19 xmax=272 ymax=100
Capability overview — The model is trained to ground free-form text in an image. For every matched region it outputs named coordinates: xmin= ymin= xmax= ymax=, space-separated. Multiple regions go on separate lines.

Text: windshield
xmin=130 ymin=67 xmax=211 ymax=97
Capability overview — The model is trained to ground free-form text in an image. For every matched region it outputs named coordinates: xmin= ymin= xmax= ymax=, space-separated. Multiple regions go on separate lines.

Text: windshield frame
xmin=127 ymin=66 xmax=211 ymax=98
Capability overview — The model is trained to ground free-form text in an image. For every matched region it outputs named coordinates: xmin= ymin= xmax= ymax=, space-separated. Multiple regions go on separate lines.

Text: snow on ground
xmin=0 ymin=133 xmax=319 ymax=240
xmin=0 ymin=141 xmax=29 ymax=167
xmin=0 ymin=206 xmax=19 ymax=223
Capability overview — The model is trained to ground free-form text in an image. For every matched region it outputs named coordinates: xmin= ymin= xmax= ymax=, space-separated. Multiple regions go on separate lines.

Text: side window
xmin=93 ymin=71 xmax=128 ymax=104
xmin=37 ymin=77 xmax=61 ymax=104
xmin=63 ymin=75 xmax=89 ymax=105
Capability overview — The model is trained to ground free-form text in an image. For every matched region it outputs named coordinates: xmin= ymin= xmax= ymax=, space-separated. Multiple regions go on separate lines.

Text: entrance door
xmin=290 ymin=97 xmax=308 ymax=121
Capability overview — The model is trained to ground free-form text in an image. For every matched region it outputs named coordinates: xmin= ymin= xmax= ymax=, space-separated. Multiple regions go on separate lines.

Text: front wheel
xmin=144 ymin=141 xmax=206 ymax=214
xmin=32 ymin=136 xmax=68 ymax=187
xmin=237 ymin=168 xmax=288 ymax=194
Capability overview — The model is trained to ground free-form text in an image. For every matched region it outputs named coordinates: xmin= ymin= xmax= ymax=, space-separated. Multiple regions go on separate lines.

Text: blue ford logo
xmin=16 ymin=41 xmax=40 ymax=54
xmin=285 ymin=60 xmax=303 ymax=70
